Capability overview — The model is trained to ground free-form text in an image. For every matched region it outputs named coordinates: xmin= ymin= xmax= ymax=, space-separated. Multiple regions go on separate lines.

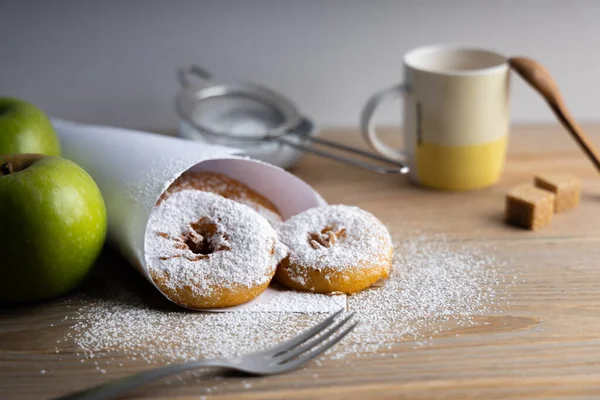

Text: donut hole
xmin=308 ymin=226 xmax=347 ymax=249
xmin=184 ymin=217 xmax=231 ymax=256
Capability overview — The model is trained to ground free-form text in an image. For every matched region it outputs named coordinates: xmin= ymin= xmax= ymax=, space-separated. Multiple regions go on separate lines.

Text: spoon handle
xmin=547 ymin=97 xmax=600 ymax=172
xmin=509 ymin=57 xmax=600 ymax=172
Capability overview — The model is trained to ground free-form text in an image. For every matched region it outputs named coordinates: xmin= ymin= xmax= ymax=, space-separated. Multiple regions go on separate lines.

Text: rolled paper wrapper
xmin=53 ymin=119 xmax=345 ymax=312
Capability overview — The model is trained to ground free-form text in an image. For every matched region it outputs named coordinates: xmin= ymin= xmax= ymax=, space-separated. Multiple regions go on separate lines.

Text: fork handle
xmin=54 ymin=359 xmax=232 ymax=400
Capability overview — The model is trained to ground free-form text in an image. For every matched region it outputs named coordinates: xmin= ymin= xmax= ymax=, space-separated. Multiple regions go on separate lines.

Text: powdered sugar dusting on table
xmin=61 ymin=231 xmax=514 ymax=370
xmin=145 ymin=190 xmax=287 ymax=295
xmin=337 ymin=233 xmax=513 ymax=357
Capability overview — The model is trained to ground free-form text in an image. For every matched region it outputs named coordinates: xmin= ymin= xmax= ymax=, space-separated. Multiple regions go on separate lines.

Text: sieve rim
xmin=175 ymin=81 xmax=302 ymax=142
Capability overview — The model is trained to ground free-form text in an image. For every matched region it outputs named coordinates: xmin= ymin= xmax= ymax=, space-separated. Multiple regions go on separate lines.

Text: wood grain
xmin=2 ymin=125 xmax=600 ymax=399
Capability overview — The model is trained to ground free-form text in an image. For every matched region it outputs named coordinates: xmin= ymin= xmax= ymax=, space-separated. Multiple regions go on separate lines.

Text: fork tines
xmin=260 ymin=309 xmax=357 ymax=371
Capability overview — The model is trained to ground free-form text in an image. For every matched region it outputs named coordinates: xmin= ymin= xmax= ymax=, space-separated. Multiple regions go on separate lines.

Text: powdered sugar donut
xmin=159 ymin=171 xmax=283 ymax=226
xmin=145 ymin=190 xmax=288 ymax=309
xmin=275 ymin=205 xmax=393 ymax=294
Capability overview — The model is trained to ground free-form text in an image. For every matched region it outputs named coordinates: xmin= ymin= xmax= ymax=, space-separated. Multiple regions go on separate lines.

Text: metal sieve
xmin=175 ymin=65 xmax=408 ymax=174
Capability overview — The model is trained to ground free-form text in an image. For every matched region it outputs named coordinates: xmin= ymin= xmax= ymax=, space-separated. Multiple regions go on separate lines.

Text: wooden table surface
xmin=2 ymin=125 xmax=600 ymax=399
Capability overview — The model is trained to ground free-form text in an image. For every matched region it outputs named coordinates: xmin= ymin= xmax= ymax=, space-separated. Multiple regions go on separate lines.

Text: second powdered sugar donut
xmin=275 ymin=205 xmax=393 ymax=294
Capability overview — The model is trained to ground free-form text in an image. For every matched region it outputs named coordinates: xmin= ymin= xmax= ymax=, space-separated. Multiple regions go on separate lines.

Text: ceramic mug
xmin=360 ymin=46 xmax=510 ymax=190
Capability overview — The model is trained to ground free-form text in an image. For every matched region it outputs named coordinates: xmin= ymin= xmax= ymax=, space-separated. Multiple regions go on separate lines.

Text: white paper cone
xmin=53 ymin=119 xmax=345 ymax=312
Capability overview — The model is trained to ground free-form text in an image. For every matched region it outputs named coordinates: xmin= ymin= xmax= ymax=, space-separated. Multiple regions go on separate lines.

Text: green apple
xmin=0 ymin=154 xmax=106 ymax=302
xmin=0 ymin=98 xmax=61 ymax=156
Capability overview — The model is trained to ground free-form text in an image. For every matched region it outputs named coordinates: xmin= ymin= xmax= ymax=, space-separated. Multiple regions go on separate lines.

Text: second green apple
xmin=0 ymin=97 xmax=61 ymax=156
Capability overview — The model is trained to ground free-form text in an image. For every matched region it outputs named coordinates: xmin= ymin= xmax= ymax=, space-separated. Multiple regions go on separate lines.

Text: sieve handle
xmin=278 ymin=135 xmax=409 ymax=174
xmin=177 ymin=65 xmax=213 ymax=88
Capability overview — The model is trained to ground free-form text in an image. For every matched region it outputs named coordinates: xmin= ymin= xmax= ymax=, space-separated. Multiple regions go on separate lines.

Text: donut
xmin=159 ymin=171 xmax=283 ymax=226
xmin=275 ymin=205 xmax=393 ymax=294
xmin=145 ymin=190 xmax=288 ymax=309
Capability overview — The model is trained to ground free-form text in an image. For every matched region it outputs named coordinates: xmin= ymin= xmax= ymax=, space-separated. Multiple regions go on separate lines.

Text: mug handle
xmin=360 ymin=84 xmax=407 ymax=162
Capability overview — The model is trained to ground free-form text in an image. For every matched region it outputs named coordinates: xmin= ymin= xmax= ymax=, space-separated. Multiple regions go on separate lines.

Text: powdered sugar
xmin=69 ymin=292 xmax=324 ymax=363
xmin=163 ymin=171 xmax=283 ymax=227
xmin=145 ymin=190 xmax=287 ymax=296
xmin=335 ymin=233 xmax=512 ymax=357
xmin=278 ymin=205 xmax=392 ymax=271
xmin=63 ymin=232 xmax=513 ymax=369
xmin=229 ymin=197 xmax=282 ymax=227
xmin=225 ymin=284 xmax=346 ymax=312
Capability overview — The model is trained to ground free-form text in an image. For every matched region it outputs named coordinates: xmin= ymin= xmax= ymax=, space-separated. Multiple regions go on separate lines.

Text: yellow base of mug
xmin=414 ymin=136 xmax=508 ymax=191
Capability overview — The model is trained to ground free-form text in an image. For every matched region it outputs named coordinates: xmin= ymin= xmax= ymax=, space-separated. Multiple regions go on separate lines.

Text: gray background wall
xmin=1 ymin=0 xmax=599 ymax=132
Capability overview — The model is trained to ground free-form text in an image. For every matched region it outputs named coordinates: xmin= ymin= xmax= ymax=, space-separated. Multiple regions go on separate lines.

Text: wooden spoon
xmin=509 ymin=57 xmax=600 ymax=172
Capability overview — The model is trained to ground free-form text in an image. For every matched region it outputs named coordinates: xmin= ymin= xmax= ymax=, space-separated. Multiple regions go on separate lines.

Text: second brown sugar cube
xmin=534 ymin=173 xmax=581 ymax=213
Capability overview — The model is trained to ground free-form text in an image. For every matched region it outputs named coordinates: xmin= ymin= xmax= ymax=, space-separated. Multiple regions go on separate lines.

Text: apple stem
xmin=0 ymin=162 xmax=13 ymax=176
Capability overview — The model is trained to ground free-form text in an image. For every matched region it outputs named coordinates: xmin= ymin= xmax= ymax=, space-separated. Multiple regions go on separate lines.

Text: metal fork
xmin=56 ymin=310 xmax=357 ymax=400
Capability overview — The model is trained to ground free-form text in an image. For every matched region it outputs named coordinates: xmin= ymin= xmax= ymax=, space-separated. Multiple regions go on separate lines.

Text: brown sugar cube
xmin=534 ymin=173 xmax=580 ymax=212
xmin=505 ymin=184 xmax=555 ymax=230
